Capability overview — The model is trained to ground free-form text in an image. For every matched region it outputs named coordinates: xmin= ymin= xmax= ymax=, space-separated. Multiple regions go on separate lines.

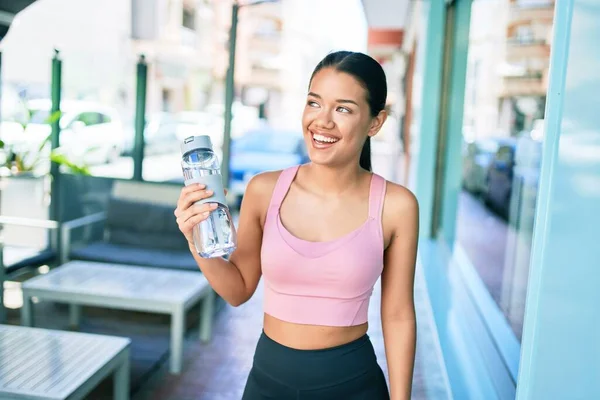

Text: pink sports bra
xmin=261 ymin=165 xmax=386 ymax=327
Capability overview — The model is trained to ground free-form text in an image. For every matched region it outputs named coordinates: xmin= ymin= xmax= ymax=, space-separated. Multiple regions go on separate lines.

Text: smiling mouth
xmin=311 ymin=131 xmax=340 ymax=147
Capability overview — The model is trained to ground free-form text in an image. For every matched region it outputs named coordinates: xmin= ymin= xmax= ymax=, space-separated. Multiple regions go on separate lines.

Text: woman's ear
xmin=367 ymin=109 xmax=388 ymax=138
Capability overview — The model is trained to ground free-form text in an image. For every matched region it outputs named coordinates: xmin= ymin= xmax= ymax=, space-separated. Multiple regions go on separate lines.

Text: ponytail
xmin=359 ymin=137 xmax=372 ymax=171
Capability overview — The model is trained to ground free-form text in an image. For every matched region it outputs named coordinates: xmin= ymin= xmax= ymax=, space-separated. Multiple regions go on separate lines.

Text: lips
xmin=310 ymin=130 xmax=340 ymax=149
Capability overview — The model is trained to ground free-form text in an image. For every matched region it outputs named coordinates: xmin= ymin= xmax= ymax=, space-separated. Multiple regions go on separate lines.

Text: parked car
xmin=462 ymin=137 xmax=505 ymax=195
xmin=175 ymin=111 xmax=224 ymax=149
xmin=4 ymin=99 xmax=126 ymax=166
xmin=508 ymin=135 xmax=543 ymax=229
xmin=204 ymin=102 xmax=261 ymax=141
xmin=123 ymin=113 xmax=182 ymax=156
xmin=123 ymin=111 xmax=225 ymax=157
xmin=229 ymin=127 xmax=309 ymax=202
xmin=484 ymin=138 xmax=517 ymax=219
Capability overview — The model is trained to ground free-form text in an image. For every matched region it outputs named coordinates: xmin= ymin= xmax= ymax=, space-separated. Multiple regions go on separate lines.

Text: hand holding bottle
xmin=174 ymin=184 xmax=219 ymax=245
xmin=179 ymin=135 xmax=236 ymax=258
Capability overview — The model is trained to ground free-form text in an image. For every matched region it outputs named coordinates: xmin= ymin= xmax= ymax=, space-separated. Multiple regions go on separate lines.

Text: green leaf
xmin=45 ymin=110 xmax=62 ymax=125
xmin=50 ymin=151 xmax=91 ymax=176
xmin=38 ymin=133 xmax=51 ymax=153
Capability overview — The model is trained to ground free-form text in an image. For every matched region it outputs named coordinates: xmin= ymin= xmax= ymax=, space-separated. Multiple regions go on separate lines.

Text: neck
xmin=303 ymin=162 xmax=365 ymax=196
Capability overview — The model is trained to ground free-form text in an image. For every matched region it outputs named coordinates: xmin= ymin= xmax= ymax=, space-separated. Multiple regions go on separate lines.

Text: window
xmin=75 ymin=112 xmax=103 ymax=126
xmin=456 ymin=0 xmax=554 ymax=341
xmin=99 ymin=113 xmax=112 ymax=124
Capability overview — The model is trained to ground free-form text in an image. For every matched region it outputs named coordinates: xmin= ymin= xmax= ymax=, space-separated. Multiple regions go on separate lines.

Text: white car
xmin=4 ymin=99 xmax=125 ymax=167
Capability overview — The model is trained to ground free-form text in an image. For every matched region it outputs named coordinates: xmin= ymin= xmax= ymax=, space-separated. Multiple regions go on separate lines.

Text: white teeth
xmin=313 ymin=133 xmax=339 ymax=143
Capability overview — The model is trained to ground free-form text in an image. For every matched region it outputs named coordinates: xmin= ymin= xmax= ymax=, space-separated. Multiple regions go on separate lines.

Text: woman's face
xmin=302 ymin=67 xmax=385 ymax=168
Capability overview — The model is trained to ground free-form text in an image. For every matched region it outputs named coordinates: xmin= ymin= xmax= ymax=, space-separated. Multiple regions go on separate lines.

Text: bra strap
xmin=368 ymin=174 xmax=387 ymax=220
xmin=269 ymin=165 xmax=300 ymax=209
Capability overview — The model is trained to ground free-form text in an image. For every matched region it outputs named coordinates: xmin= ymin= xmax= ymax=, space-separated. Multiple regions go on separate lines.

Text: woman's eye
xmin=307 ymin=101 xmax=319 ymax=107
xmin=337 ymin=106 xmax=350 ymax=113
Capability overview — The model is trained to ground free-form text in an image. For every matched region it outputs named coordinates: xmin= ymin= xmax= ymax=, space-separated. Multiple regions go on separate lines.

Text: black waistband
xmin=252 ymin=331 xmax=379 ymax=390
xmin=260 ymin=331 xmax=370 ymax=353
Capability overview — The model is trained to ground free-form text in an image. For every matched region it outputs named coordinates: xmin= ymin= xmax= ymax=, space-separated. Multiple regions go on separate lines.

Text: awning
xmin=361 ymin=0 xmax=410 ymax=29
xmin=361 ymin=0 xmax=410 ymax=50
xmin=0 ymin=0 xmax=38 ymax=39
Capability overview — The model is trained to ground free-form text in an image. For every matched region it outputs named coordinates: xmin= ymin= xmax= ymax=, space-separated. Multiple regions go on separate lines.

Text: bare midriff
xmin=263 ymin=313 xmax=368 ymax=350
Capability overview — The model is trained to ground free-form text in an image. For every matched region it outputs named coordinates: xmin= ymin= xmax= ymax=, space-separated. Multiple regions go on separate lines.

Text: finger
xmin=176 ymin=202 xmax=211 ymax=222
xmin=180 ymin=189 xmax=214 ymax=210
xmin=224 ymin=188 xmax=228 ymax=196
xmin=178 ymin=184 xmax=206 ymax=208
xmin=181 ymin=183 xmax=206 ymax=196
xmin=182 ymin=202 xmax=218 ymax=224
xmin=183 ymin=209 xmax=215 ymax=231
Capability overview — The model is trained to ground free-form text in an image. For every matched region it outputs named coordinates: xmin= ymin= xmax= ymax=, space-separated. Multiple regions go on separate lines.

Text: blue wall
xmin=438 ymin=0 xmax=471 ymax=245
xmin=408 ymin=0 xmax=445 ymax=238
xmin=517 ymin=0 xmax=600 ymax=398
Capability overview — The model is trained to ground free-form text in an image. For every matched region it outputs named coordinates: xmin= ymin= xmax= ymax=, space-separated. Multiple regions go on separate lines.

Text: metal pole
xmin=221 ymin=2 xmax=239 ymax=188
xmin=0 ymin=50 xmax=3 ymax=126
xmin=50 ymin=49 xmax=62 ymax=222
xmin=0 ymin=50 xmax=4 ymax=323
xmin=133 ymin=54 xmax=148 ymax=181
xmin=49 ymin=48 xmax=63 ymax=262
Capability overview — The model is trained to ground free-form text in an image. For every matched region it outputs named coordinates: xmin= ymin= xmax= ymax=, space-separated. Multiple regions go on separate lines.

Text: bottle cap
xmin=181 ymin=135 xmax=213 ymax=156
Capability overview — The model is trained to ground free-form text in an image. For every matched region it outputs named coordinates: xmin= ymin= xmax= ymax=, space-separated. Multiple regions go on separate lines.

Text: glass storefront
xmin=456 ymin=0 xmax=555 ymax=341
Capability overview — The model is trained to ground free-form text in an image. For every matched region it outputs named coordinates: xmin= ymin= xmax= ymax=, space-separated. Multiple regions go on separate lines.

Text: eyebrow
xmin=308 ymin=92 xmax=359 ymax=107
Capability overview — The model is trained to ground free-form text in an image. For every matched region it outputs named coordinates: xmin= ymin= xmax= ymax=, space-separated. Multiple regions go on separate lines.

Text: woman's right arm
xmin=175 ymin=173 xmax=276 ymax=306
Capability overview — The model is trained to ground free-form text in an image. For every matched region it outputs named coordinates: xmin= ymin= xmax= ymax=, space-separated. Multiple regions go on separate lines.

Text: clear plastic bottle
xmin=181 ymin=135 xmax=237 ymax=258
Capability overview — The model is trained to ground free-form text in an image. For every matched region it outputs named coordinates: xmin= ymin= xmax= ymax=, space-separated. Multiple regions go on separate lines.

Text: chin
xmin=306 ymin=152 xmax=342 ymax=168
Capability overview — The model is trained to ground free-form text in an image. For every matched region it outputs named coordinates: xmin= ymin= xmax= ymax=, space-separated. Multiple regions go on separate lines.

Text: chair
xmin=61 ymin=180 xmax=197 ymax=271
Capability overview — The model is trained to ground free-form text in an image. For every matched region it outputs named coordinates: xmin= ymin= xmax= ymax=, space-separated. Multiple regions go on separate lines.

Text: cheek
xmin=335 ymin=116 xmax=365 ymax=144
xmin=301 ymin=108 xmax=314 ymax=129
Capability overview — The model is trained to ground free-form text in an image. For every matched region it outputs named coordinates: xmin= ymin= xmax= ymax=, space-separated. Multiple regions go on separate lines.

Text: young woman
xmin=175 ymin=51 xmax=419 ymax=400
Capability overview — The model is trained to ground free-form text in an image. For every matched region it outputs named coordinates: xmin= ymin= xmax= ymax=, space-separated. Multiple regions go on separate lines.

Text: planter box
xmin=0 ymin=174 xmax=50 ymax=248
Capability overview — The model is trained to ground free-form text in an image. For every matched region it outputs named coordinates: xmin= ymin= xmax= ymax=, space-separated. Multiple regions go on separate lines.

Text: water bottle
xmin=181 ymin=135 xmax=237 ymax=258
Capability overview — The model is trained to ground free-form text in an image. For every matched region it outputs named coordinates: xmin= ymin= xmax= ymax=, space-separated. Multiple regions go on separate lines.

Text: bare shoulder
xmin=381 ymin=181 xmax=419 ymax=242
xmin=383 ymin=181 xmax=419 ymax=217
xmin=245 ymin=170 xmax=283 ymax=199
xmin=240 ymin=170 xmax=285 ymax=223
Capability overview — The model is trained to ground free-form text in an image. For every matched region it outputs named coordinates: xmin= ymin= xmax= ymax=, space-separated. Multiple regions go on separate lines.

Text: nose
xmin=314 ymin=107 xmax=335 ymax=130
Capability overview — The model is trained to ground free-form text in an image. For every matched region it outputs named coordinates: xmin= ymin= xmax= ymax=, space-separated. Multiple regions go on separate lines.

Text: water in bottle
xmin=181 ymin=135 xmax=237 ymax=258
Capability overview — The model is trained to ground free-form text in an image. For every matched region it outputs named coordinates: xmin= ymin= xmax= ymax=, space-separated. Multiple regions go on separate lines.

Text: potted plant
xmin=0 ymin=110 xmax=91 ymax=177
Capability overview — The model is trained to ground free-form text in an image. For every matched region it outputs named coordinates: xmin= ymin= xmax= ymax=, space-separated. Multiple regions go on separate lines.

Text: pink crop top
xmin=261 ymin=165 xmax=386 ymax=327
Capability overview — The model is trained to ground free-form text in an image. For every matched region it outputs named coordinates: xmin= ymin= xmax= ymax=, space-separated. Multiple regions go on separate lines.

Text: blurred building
xmin=131 ymin=0 xmax=214 ymax=114
xmin=1 ymin=0 xmax=215 ymax=118
xmin=362 ymin=0 xmax=412 ymax=182
xmin=208 ymin=0 xmax=283 ymax=121
xmin=210 ymin=0 xmax=368 ymax=131
xmin=462 ymin=0 xmax=508 ymax=141
xmin=498 ymin=0 xmax=555 ymax=134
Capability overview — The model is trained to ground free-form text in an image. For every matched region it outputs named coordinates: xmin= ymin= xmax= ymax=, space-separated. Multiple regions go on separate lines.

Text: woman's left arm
xmin=381 ymin=185 xmax=419 ymax=400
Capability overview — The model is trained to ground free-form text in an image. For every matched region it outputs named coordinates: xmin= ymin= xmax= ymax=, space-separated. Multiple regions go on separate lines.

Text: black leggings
xmin=242 ymin=332 xmax=389 ymax=399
